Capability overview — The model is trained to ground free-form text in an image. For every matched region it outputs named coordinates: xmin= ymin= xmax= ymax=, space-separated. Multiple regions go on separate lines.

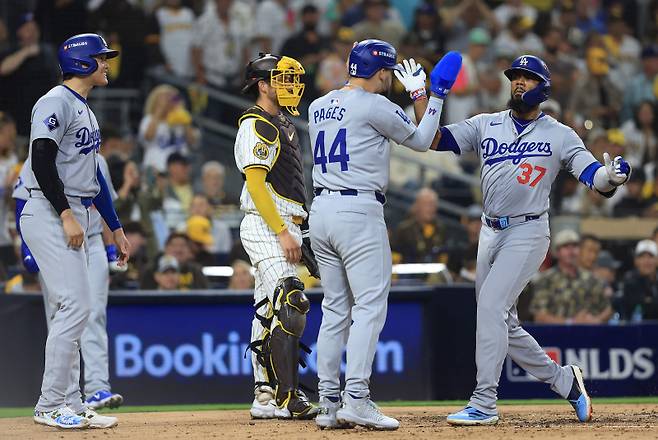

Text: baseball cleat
xmin=567 ymin=365 xmax=592 ymax=422
xmin=446 ymin=406 xmax=499 ymax=426
xmin=85 ymin=390 xmax=123 ymax=410
xmin=336 ymin=394 xmax=399 ymax=430
xmin=250 ymin=387 xmax=277 ymax=419
xmin=316 ymin=395 xmax=351 ymax=429
xmin=33 ymin=407 xmax=90 ymax=429
xmin=78 ymin=408 xmax=118 ymax=428
xmin=274 ymin=389 xmax=319 ymax=420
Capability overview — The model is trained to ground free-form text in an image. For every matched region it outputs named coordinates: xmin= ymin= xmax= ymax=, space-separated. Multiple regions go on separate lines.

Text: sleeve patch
xmin=43 ymin=113 xmax=60 ymax=131
xmin=253 ymin=142 xmax=269 ymax=160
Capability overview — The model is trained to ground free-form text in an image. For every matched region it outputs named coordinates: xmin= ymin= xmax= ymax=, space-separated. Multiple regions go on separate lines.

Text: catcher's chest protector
xmin=241 ymin=106 xmax=306 ymax=205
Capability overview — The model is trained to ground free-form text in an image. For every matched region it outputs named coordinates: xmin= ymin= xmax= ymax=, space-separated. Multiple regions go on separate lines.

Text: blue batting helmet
xmin=348 ymin=39 xmax=401 ymax=78
xmin=504 ymin=55 xmax=551 ymax=106
xmin=58 ymin=33 xmax=119 ymax=77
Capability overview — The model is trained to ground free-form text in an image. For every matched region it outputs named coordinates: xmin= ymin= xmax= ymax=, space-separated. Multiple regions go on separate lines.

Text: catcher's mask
xmin=241 ymin=54 xmax=305 ymax=116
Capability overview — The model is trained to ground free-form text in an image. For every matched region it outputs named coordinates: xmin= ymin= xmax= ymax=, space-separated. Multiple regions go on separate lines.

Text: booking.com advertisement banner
xmin=498 ymin=324 xmax=658 ymax=398
xmin=106 ymin=300 xmax=428 ymax=405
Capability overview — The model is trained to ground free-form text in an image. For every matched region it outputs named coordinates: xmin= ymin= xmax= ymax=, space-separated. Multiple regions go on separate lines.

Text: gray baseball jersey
xmin=443 ymin=110 xmax=597 ymax=217
xmin=22 ymin=85 xmax=101 ymax=198
xmin=439 ymin=109 xmax=592 ymax=414
xmin=309 ymin=87 xmax=416 ymax=192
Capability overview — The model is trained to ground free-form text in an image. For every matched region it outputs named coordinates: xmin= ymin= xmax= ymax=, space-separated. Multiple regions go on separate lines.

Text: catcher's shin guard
xmin=270 ymin=277 xmax=315 ymax=417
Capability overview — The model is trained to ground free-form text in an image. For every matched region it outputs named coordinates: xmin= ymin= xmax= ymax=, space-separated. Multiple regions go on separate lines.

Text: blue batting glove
xmin=21 ymin=241 xmax=39 ymax=274
xmin=430 ymin=51 xmax=462 ymax=98
xmin=106 ymin=244 xmax=119 ymax=263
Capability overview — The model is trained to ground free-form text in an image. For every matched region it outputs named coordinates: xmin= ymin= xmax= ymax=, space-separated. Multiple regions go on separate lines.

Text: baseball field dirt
xmin=1 ymin=404 xmax=657 ymax=439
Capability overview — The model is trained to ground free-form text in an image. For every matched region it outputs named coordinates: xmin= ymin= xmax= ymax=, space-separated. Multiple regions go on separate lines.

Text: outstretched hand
xmin=603 ymin=152 xmax=631 ymax=186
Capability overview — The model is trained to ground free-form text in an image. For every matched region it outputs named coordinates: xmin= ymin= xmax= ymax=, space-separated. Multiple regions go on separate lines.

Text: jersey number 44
xmin=314 ymin=129 xmax=350 ymax=173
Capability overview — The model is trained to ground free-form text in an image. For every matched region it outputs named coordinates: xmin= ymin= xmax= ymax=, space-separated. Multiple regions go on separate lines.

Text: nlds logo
xmin=506 ymin=347 xmax=655 ymax=382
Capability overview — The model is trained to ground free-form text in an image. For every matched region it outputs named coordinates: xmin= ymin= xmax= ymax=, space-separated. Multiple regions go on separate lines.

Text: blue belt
xmin=314 ymin=187 xmax=386 ymax=205
xmin=484 ymin=214 xmax=540 ymax=230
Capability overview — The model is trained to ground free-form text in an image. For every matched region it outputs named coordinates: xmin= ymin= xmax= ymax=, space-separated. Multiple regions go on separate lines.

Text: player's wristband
xmin=410 ymin=88 xmax=427 ymax=101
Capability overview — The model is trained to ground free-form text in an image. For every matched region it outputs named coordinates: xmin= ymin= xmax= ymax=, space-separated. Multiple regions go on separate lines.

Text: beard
xmin=507 ymin=95 xmax=536 ymax=115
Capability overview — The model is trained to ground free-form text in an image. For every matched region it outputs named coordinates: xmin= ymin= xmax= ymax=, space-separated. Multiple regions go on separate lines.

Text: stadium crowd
xmin=0 ymin=0 xmax=657 ymax=323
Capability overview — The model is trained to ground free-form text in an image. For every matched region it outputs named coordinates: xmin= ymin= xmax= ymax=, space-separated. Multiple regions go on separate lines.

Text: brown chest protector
xmin=238 ymin=106 xmax=306 ymax=205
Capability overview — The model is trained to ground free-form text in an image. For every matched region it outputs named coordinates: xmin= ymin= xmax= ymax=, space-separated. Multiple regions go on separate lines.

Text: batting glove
xmin=603 ymin=152 xmax=631 ymax=186
xmin=394 ymin=58 xmax=427 ymax=100
xmin=430 ymin=51 xmax=462 ymax=99
xmin=106 ymin=244 xmax=128 ymax=273
xmin=21 ymin=241 xmax=39 ymax=274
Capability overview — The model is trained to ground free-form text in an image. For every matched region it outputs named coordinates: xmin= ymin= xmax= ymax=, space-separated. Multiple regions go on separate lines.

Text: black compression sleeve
xmin=31 ymin=138 xmax=70 ymax=215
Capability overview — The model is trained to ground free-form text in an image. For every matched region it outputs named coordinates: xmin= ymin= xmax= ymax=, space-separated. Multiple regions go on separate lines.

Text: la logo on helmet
xmin=519 ymin=57 xmax=529 ymax=66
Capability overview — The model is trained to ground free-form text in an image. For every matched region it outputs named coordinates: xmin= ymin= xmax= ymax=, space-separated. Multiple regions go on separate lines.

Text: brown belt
xmin=292 ymin=216 xmax=303 ymax=225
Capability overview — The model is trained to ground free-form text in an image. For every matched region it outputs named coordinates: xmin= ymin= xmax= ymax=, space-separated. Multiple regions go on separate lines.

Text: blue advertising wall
xmin=106 ymin=298 xmax=428 ymax=404
xmin=1 ymin=288 xmax=657 ymax=406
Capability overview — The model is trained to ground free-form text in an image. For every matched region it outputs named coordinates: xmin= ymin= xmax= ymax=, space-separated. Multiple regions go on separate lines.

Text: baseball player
xmin=308 ymin=40 xmax=462 ymax=430
xmin=431 ymin=55 xmax=631 ymax=425
xmin=20 ymin=33 xmax=130 ymax=429
xmin=235 ymin=53 xmax=319 ymax=420
xmin=13 ymin=154 xmax=125 ymax=414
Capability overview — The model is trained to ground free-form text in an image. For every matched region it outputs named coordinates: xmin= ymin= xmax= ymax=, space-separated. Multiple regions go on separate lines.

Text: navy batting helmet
xmin=58 ymin=33 xmax=119 ymax=77
xmin=348 ymin=39 xmax=401 ymax=78
xmin=504 ymin=55 xmax=551 ymax=106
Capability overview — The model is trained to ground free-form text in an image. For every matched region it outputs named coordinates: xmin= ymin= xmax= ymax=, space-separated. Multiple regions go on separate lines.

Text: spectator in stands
xmin=280 ymin=4 xmax=330 ymax=100
xmin=315 ymin=27 xmax=353 ymax=96
xmin=445 ymin=27 xmax=490 ymax=124
xmin=191 ymin=0 xmax=251 ymax=89
xmin=568 ymin=46 xmax=622 ymax=131
xmin=99 ymin=125 xmax=135 ymax=161
xmin=578 ymin=234 xmax=601 ymax=272
xmin=603 ymin=13 xmax=641 ymax=83
xmin=619 ymin=239 xmax=658 ymax=321
xmin=621 ymin=100 xmax=657 ymax=168
xmin=400 ymin=3 xmax=445 ymax=65
xmin=621 ymin=45 xmax=658 ymax=123
xmin=154 ymin=255 xmax=181 ymax=291
xmin=228 ymin=259 xmax=255 ymax=290
xmin=189 ymin=193 xmax=232 ymax=258
xmin=4 ymin=271 xmax=41 ymax=294
xmin=141 ymin=232 xmax=209 ymax=290
xmin=493 ymin=0 xmax=537 ymax=28
xmin=200 ymin=161 xmax=237 ymax=209
xmin=439 ymin=0 xmax=499 ymax=53
xmin=110 ymin=222 xmax=148 ymax=290
xmin=447 ymin=204 xmax=482 ymax=283
xmin=89 ymin=0 xmax=151 ymax=87
xmin=163 ymin=152 xmax=194 ymax=231
xmin=139 ymin=84 xmax=199 ymax=174
xmin=0 ymin=112 xmax=18 ymax=271
xmin=154 ymin=0 xmax=196 ymax=79
xmin=35 ymin=0 xmax=88 ymax=48
xmin=352 ymin=0 xmax=405 ymax=48
xmin=478 ymin=50 xmax=513 ymax=113
xmin=530 ymin=229 xmax=612 ymax=324
xmin=186 ymin=208 xmax=216 ymax=266
xmin=644 ymin=168 xmax=658 ymax=218
xmin=0 ymin=13 xmax=59 ymax=136
xmin=253 ymin=0 xmax=295 ymax=56
xmin=613 ymin=167 xmax=650 ymax=217
xmin=493 ymin=15 xmax=544 ymax=58
xmin=540 ymin=26 xmax=578 ymax=110
xmin=391 ymin=188 xmax=445 ymax=264
xmin=111 ymin=157 xmax=163 ymax=261
xmin=540 ymin=99 xmax=562 ymax=121
xmin=593 ymin=250 xmax=621 ymax=301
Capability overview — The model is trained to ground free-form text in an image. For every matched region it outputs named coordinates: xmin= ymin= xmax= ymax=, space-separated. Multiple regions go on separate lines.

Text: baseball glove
xmin=301 ymin=236 xmax=320 ymax=279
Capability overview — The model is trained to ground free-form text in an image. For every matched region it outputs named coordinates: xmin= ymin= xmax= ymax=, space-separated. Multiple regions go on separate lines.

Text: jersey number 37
xmin=314 ymin=129 xmax=350 ymax=173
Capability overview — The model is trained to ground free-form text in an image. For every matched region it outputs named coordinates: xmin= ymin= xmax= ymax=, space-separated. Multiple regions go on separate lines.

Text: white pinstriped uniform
xmin=234 ymin=115 xmax=305 ymax=385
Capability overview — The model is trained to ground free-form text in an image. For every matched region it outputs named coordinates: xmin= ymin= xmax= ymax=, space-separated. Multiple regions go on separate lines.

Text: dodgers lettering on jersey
xmin=22 ymin=85 xmax=101 ymax=198
xmin=308 ymin=88 xmax=415 ymax=192
xmin=443 ymin=110 xmax=597 ymax=217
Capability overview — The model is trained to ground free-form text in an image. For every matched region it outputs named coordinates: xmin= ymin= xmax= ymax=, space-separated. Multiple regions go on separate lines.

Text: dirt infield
xmin=2 ymin=404 xmax=657 ymax=439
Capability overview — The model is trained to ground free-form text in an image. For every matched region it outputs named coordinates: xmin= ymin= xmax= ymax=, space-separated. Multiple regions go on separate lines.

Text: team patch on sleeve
xmin=43 ymin=113 xmax=60 ymax=131
xmin=253 ymin=142 xmax=269 ymax=160
xmin=395 ymin=109 xmax=412 ymax=125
